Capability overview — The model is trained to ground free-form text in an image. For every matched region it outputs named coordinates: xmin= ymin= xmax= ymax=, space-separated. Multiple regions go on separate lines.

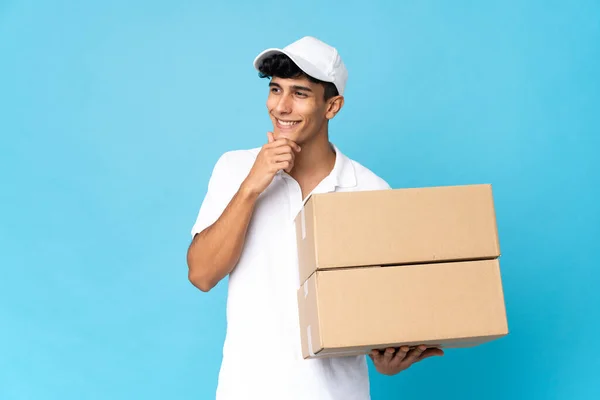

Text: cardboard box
xmin=295 ymin=184 xmax=500 ymax=285
xmin=297 ymin=259 xmax=508 ymax=359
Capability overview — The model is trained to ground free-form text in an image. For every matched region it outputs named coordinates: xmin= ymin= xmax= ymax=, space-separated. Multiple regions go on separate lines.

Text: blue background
xmin=1 ymin=0 xmax=599 ymax=399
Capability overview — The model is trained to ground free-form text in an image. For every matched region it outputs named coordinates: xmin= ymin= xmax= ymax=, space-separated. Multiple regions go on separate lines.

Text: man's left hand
xmin=369 ymin=345 xmax=444 ymax=376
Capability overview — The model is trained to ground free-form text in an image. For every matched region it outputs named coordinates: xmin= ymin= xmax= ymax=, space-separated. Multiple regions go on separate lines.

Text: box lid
xmin=295 ymin=184 xmax=500 ymax=284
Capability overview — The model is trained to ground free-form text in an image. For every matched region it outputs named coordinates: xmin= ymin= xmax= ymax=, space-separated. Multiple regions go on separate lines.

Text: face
xmin=266 ymin=76 xmax=343 ymax=144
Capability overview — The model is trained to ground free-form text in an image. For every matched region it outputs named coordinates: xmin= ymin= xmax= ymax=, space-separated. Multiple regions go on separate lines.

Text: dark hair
xmin=257 ymin=53 xmax=339 ymax=100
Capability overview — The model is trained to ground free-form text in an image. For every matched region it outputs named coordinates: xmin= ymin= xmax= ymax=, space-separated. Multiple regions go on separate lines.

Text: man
xmin=187 ymin=36 xmax=443 ymax=400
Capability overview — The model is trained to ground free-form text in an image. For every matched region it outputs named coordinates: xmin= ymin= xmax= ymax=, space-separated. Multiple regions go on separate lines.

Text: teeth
xmin=278 ymin=119 xmax=299 ymax=126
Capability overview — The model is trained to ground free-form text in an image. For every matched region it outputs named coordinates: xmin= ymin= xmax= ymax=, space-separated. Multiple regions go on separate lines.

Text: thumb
xmin=267 ymin=131 xmax=275 ymax=143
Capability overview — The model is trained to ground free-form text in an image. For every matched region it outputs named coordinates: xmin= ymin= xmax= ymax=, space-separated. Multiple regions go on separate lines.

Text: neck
xmin=290 ymin=130 xmax=336 ymax=186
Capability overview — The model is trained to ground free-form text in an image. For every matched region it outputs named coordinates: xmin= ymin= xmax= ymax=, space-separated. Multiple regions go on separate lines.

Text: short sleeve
xmin=190 ymin=152 xmax=234 ymax=238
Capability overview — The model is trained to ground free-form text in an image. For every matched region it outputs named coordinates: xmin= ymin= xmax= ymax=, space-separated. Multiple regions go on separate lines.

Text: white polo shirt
xmin=191 ymin=144 xmax=390 ymax=400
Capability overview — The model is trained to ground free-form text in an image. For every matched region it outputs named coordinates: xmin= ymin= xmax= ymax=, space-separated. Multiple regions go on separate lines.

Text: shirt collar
xmin=283 ymin=143 xmax=357 ymax=221
xmin=275 ymin=142 xmax=357 ymax=192
xmin=329 ymin=143 xmax=357 ymax=190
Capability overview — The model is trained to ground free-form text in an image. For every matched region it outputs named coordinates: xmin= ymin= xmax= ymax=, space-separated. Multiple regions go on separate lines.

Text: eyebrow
xmin=269 ymin=82 xmax=313 ymax=92
xmin=292 ymin=85 xmax=312 ymax=92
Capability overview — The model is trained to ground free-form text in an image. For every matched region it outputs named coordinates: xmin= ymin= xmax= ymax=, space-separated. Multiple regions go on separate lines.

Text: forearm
xmin=187 ymin=185 xmax=258 ymax=292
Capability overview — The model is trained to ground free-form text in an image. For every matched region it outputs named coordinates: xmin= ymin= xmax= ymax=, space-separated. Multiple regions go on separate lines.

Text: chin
xmin=274 ymin=130 xmax=300 ymax=142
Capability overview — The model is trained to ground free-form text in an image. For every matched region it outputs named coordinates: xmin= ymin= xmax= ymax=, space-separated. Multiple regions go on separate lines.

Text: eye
xmin=270 ymin=87 xmax=280 ymax=93
xmin=295 ymin=91 xmax=307 ymax=97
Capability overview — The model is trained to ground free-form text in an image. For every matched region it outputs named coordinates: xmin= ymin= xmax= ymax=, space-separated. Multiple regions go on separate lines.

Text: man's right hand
xmin=241 ymin=131 xmax=301 ymax=196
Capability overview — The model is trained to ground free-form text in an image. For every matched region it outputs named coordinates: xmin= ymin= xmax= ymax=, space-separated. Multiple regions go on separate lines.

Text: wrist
xmin=239 ymin=181 xmax=261 ymax=201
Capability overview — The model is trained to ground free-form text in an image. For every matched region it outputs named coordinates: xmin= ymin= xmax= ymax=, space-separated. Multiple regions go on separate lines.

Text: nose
xmin=275 ymin=93 xmax=293 ymax=115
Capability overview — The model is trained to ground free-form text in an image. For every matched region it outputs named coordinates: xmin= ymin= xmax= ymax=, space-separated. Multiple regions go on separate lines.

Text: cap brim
xmin=253 ymin=48 xmax=333 ymax=83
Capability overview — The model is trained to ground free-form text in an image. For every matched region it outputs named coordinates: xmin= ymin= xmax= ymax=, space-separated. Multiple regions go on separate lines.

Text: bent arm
xmin=186 ymin=184 xmax=258 ymax=292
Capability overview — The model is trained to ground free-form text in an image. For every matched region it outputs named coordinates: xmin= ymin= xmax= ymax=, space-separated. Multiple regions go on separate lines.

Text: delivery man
xmin=186 ymin=36 xmax=444 ymax=400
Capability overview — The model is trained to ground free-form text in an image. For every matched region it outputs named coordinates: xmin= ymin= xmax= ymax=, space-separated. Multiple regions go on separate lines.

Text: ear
xmin=325 ymin=96 xmax=345 ymax=120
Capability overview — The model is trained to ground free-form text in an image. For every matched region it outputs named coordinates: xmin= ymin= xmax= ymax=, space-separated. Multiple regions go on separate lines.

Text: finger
xmin=382 ymin=347 xmax=395 ymax=363
xmin=271 ymin=145 xmax=299 ymax=157
xmin=417 ymin=348 xmax=445 ymax=361
xmin=274 ymin=153 xmax=294 ymax=163
xmin=369 ymin=349 xmax=383 ymax=364
xmin=273 ymin=140 xmax=301 ymax=154
xmin=263 ymin=146 xmax=293 ymax=164
xmin=391 ymin=346 xmax=410 ymax=363
xmin=403 ymin=345 xmax=427 ymax=365
xmin=273 ymin=153 xmax=295 ymax=173
xmin=267 ymin=131 xmax=275 ymax=143
xmin=270 ymin=138 xmax=301 ymax=152
xmin=274 ymin=160 xmax=293 ymax=173
xmin=272 ymin=137 xmax=300 ymax=151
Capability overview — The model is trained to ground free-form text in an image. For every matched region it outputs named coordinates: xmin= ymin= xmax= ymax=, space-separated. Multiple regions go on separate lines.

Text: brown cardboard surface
xmin=297 ymin=259 xmax=508 ymax=359
xmin=295 ymin=184 xmax=500 ymax=285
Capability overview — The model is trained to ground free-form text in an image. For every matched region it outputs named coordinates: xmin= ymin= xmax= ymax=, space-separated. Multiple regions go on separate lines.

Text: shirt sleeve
xmin=190 ymin=152 xmax=234 ymax=239
xmin=380 ymin=179 xmax=392 ymax=190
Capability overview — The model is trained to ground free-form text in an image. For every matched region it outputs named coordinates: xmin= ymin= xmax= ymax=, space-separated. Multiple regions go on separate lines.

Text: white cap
xmin=253 ymin=36 xmax=348 ymax=96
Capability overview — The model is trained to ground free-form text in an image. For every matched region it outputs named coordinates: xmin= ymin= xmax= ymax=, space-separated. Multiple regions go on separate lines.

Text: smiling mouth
xmin=276 ymin=118 xmax=301 ymax=127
